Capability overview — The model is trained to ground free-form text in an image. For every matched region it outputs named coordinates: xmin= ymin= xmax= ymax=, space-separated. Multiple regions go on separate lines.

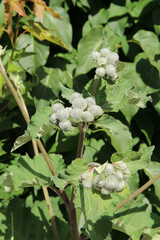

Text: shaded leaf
xmin=83 ymin=78 xmax=107 ymax=106
xmin=144 ymin=161 xmax=160 ymax=201
xmin=0 ymin=196 xmax=70 ymax=240
xmin=16 ymin=34 xmax=49 ymax=75
xmin=11 ymin=131 xmax=31 ymax=152
xmin=133 ymin=30 xmax=160 ymax=73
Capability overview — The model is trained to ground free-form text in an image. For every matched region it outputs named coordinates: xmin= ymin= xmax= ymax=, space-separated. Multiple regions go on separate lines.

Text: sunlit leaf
xmin=23 ymin=20 xmax=68 ymax=49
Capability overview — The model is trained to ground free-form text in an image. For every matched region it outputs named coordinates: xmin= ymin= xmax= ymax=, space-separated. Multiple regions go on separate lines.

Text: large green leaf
xmin=16 ymin=34 xmax=49 ymax=75
xmin=28 ymin=106 xmax=56 ymax=140
xmin=144 ymin=161 xmax=160 ymax=201
xmin=43 ymin=6 xmax=72 ymax=51
xmin=0 ymin=196 xmax=70 ymax=240
xmin=32 ymin=67 xmax=65 ymax=110
xmin=112 ymin=194 xmax=158 ymax=240
xmin=95 ymin=115 xmax=133 ymax=151
xmin=133 ymin=30 xmax=160 ymax=73
xmin=111 ymin=146 xmax=154 ymax=174
xmin=3 ymin=153 xmax=64 ymax=191
xmin=76 ymin=26 xmax=103 ymax=76
xmin=74 ymin=186 xmax=114 ymax=240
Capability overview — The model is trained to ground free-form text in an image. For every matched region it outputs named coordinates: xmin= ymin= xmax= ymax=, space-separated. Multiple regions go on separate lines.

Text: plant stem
xmin=80 ymin=234 xmax=89 ymax=240
xmin=76 ymin=123 xmax=88 ymax=158
xmin=115 ymin=172 xmax=160 ymax=212
xmin=91 ymin=77 xmax=99 ymax=96
xmin=0 ymin=59 xmax=30 ymax=123
xmin=36 ymin=139 xmax=57 ymax=176
xmin=42 ymin=186 xmax=60 ymax=240
xmin=66 ymin=122 xmax=89 ymax=240
xmin=0 ymin=59 xmax=57 ymax=176
xmin=10 ymin=14 xmax=20 ymax=61
xmin=0 ymin=59 xmax=59 ymax=239
xmin=67 ymin=200 xmax=80 ymax=240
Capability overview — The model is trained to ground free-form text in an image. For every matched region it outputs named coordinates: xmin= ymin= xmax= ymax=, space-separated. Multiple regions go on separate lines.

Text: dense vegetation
xmin=0 ymin=0 xmax=160 ymax=239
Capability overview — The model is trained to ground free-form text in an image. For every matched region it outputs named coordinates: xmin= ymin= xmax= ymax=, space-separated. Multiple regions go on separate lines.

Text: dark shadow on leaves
xmin=18 ymin=156 xmax=50 ymax=183
xmin=136 ymin=58 xmax=160 ymax=89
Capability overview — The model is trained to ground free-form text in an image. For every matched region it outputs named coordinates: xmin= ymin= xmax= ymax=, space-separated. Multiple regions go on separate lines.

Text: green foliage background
xmin=0 ymin=0 xmax=160 ymax=239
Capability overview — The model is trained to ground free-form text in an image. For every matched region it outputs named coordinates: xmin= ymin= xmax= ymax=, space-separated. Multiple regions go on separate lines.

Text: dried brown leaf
xmin=11 ymin=0 xmax=27 ymax=17
xmin=33 ymin=2 xmax=44 ymax=23
xmin=4 ymin=0 xmax=27 ymax=44
xmin=4 ymin=0 xmax=14 ymax=44
xmin=31 ymin=0 xmax=62 ymax=21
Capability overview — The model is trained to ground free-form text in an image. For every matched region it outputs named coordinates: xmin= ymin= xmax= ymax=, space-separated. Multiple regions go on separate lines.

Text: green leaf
xmin=143 ymin=226 xmax=160 ymax=240
xmin=76 ymin=26 xmax=103 ymax=76
xmin=59 ymin=82 xmax=74 ymax=100
xmin=11 ymin=131 xmax=32 ymax=152
xmin=133 ymin=30 xmax=160 ymax=73
xmin=74 ymin=185 xmax=114 ymax=240
xmin=32 ymin=67 xmax=64 ymax=110
xmin=144 ymin=161 xmax=160 ymax=201
xmin=43 ymin=6 xmax=72 ymax=51
xmin=27 ymin=106 xmax=56 ymax=139
xmin=52 ymin=158 xmax=88 ymax=188
xmin=23 ymin=20 xmax=68 ymax=50
xmin=126 ymin=0 xmax=153 ymax=18
xmin=0 ymin=196 xmax=70 ymax=240
xmin=111 ymin=146 xmax=154 ymax=174
xmin=4 ymin=153 xmax=64 ymax=190
xmin=104 ymin=77 xmax=132 ymax=112
xmin=16 ymin=34 xmax=49 ymax=75
xmin=96 ymin=115 xmax=133 ymax=151
xmin=112 ymin=194 xmax=156 ymax=240
xmin=83 ymin=78 xmax=107 ymax=106
xmin=108 ymin=3 xmax=128 ymax=18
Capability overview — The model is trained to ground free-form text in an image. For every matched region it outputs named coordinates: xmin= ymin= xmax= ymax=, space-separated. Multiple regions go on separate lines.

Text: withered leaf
xmin=23 ymin=20 xmax=68 ymax=50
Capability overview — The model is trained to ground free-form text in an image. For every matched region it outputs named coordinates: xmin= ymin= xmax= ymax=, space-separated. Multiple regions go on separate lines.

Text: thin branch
xmin=115 ymin=172 xmax=160 ymax=212
xmin=0 ymin=59 xmax=59 ymax=239
xmin=42 ymin=186 xmax=59 ymax=240
xmin=36 ymin=139 xmax=57 ymax=176
xmin=0 ymin=59 xmax=57 ymax=176
xmin=0 ymin=59 xmax=30 ymax=123
xmin=91 ymin=77 xmax=99 ymax=96
xmin=80 ymin=234 xmax=89 ymax=240
xmin=10 ymin=14 xmax=20 ymax=61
